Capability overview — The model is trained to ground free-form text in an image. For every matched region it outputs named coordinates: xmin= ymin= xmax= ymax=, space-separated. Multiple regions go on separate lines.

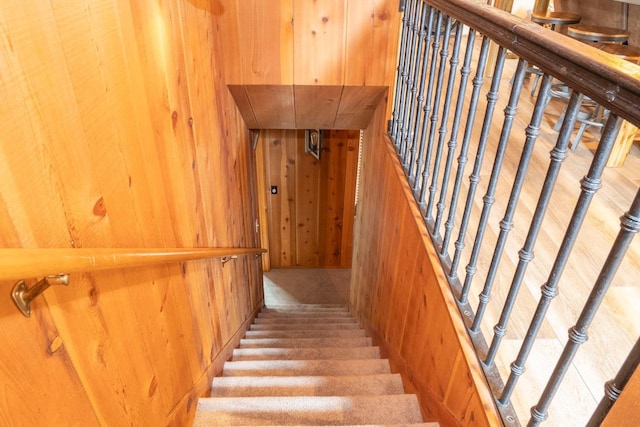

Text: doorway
xmin=257 ymin=129 xmax=360 ymax=269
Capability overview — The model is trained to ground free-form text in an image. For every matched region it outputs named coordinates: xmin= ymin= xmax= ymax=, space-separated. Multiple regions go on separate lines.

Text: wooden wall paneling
xmin=265 ymin=130 xmax=298 ymax=267
xmin=295 ymin=134 xmax=322 ymax=266
xmin=0 ymin=280 xmax=100 ymax=426
xmin=237 ymin=0 xmax=294 ymax=84
xmin=0 ymin=3 xmax=106 ymax=248
xmin=294 ymin=85 xmax=343 ymax=128
xmin=344 ymin=0 xmax=402 ymax=86
xmin=319 ymin=131 xmax=348 ymax=267
xmin=1 ymin=0 xmax=265 ymax=424
xmin=293 ymin=0 xmax=347 ymax=85
xmin=334 ymin=86 xmax=388 ymax=129
xmin=245 ymin=85 xmax=296 ymax=129
xmin=215 ymin=0 xmax=242 ymax=85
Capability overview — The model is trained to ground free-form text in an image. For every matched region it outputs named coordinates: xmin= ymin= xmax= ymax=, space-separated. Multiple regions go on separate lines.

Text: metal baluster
xmin=442 ymin=34 xmax=490 ymax=275
xmin=407 ymin=5 xmax=435 ymax=182
xmin=423 ymin=16 xmax=455 ymax=223
xmin=529 ymin=187 xmax=640 ymax=425
xmin=390 ymin=0 xmax=412 ymax=141
xmin=400 ymin=0 xmax=424 ymax=162
xmin=587 ymin=337 xmax=640 ymax=427
xmin=472 ymin=73 xmax=553 ymax=331
xmin=485 ymin=89 xmax=583 ymax=367
xmin=499 ymin=112 xmax=622 ymax=405
xmin=403 ymin=3 xmax=429 ymax=173
xmin=452 ymin=45 xmax=507 ymax=295
xmin=435 ymin=26 xmax=473 ymax=245
xmin=412 ymin=10 xmax=441 ymax=198
xmin=461 ymin=56 xmax=526 ymax=310
xmin=396 ymin=0 xmax=418 ymax=157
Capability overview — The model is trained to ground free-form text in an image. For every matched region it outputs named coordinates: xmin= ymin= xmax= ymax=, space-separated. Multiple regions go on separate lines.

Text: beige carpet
xmin=263 ymin=268 xmax=351 ymax=305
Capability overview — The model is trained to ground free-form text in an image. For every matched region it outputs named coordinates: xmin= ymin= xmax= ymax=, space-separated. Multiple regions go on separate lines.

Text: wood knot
xmin=93 ymin=197 xmax=107 ymax=218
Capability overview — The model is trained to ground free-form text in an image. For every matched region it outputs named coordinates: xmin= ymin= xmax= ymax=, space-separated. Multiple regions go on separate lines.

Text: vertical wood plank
xmin=344 ymin=0 xmax=401 ymax=86
xmin=293 ymin=0 xmax=346 ymax=85
xmin=295 ymin=134 xmax=322 ymax=266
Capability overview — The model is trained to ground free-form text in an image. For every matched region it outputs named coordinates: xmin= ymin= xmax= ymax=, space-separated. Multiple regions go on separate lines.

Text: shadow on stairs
xmin=193 ymin=304 xmax=438 ymax=426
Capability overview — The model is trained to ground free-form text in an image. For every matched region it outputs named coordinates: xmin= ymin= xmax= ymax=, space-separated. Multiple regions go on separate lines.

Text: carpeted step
xmin=258 ymin=311 xmax=353 ymax=319
xmin=245 ymin=329 xmax=366 ymax=339
xmin=193 ymin=394 xmax=424 ymax=426
xmin=222 ymin=359 xmax=391 ymax=377
xmin=239 ymin=337 xmax=371 ymax=349
xmin=254 ymin=316 xmax=357 ymax=325
xmin=232 ymin=346 xmax=381 ymax=361
xmin=211 ymin=373 xmax=405 ymax=397
xmin=261 ymin=307 xmax=349 ymax=314
xmin=250 ymin=322 xmax=360 ymax=331
xmin=207 ymin=425 xmax=438 ymax=427
xmin=265 ymin=304 xmax=349 ymax=310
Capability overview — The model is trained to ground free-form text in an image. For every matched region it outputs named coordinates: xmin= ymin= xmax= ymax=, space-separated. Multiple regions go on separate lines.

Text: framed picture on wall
xmin=305 ymin=129 xmax=322 ymax=160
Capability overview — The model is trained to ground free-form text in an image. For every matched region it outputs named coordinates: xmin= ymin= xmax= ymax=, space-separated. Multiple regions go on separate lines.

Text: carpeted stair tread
xmin=210 ymin=373 xmax=405 ymax=397
xmin=245 ymin=329 xmax=365 ymax=339
xmin=265 ymin=304 xmax=349 ymax=310
xmin=239 ymin=337 xmax=371 ymax=349
xmin=232 ymin=346 xmax=381 ymax=361
xmin=222 ymin=359 xmax=390 ymax=377
xmin=258 ymin=311 xmax=353 ymax=318
xmin=261 ymin=307 xmax=349 ymax=313
xmin=193 ymin=394 xmax=424 ymax=426
xmin=254 ymin=317 xmax=357 ymax=324
xmin=250 ymin=322 xmax=360 ymax=331
xmin=217 ymin=424 xmax=438 ymax=427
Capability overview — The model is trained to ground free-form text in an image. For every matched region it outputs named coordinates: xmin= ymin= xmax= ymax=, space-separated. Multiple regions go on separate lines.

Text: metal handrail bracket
xmin=12 ymin=274 xmax=69 ymax=317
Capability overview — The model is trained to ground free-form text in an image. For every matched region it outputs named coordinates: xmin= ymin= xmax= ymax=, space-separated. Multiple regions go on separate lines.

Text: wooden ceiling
xmin=228 ymin=85 xmax=387 ymax=130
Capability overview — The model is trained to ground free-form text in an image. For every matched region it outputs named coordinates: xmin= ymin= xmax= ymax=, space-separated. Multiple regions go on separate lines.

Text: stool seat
xmin=531 ymin=12 xmax=582 ymax=27
xmin=567 ymin=25 xmax=630 ymax=43
xmin=592 ymin=43 xmax=640 ymax=64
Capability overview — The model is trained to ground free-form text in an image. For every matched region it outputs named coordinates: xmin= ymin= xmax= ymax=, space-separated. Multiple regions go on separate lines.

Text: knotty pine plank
xmin=344 ymin=0 xmax=401 ymax=86
xmin=340 ymin=130 xmax=360 ymax=267
xmin=295 ymin=135 xmax=322 ymax=266
xmin=293 ymin=0 xmax=346 ymax=85
xmin=0 ymin=280 xmax=100 ymax=426
xmin=237 ymin=0 xmax=294 ymax=84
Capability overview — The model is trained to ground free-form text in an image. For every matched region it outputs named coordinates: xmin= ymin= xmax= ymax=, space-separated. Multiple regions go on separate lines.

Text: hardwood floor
xmin=433 ymin=48 xmax=640 ymax=426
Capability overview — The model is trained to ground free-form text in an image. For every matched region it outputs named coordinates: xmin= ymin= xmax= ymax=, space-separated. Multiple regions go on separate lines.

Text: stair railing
xmin=1 ymin=247 xmax=266 ymax=317
xmin=389 ymin=0 xmax=640 ymax=425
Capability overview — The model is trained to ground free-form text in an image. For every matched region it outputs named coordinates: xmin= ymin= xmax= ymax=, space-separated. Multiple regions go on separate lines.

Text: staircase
xmin=193 ymin=304 xmax=437 ymax=426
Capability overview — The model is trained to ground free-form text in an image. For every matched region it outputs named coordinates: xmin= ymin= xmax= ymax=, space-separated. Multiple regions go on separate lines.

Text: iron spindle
xmin=411 ymin=9 xmax=441 ymax=197
xmin=485 ymin=89 xmax=583 ymax=367
xmin=435 ymin=27 xmax=473 ymax=246
xmin=465 ymin=57 xmax=527 ymax=330
xmin=391 ymin=0 xmax=412 ymax=141
xmin=423 ymin=16 xmax=455 ymax=222
xmin=407 ymin=6 xmax=435 ymax=181
xmin=472 ymin=73 xmax=553 ymax=332
xmin=500 ymin=112 xmax=622 ymax=405
xmin=442 ymin=35 xmax=490 ymax=277
xmin=453 ymin=45 xmax=507 ymax=301
xmin=403 ymin=4 xmax=430 ymax=172
xmin=396 ymin=0 xmax=418 ymax=156
xmin=529 ymin=188 xmax=640 ymax=425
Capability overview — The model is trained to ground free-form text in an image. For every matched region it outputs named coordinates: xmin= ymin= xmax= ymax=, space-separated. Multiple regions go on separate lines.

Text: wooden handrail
xmin=429 ymin=0 xmax=640 ymax=127
xmin=0 ymin=247 xmax=266 ymax=281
